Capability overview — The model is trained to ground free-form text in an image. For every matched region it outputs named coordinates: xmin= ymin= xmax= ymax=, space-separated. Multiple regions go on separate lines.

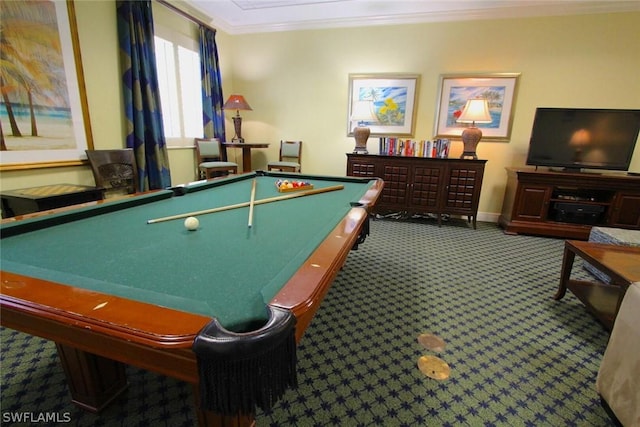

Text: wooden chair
xmin=195 ymin=138 xmax=238 ymax=179
xmin=267 ymin=140 xmax=302 ymax=172
xmin=85 ymin=149 xmax=138 ymax=196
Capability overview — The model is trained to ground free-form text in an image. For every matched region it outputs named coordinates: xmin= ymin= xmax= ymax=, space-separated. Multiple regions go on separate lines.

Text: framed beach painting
xmin=347 ymin=73 xmax=420 ymax=137
xmin=0 ymin=0 xmax=93 ymax=171
xmin=434 ymin=73 xmax=520 ymax=141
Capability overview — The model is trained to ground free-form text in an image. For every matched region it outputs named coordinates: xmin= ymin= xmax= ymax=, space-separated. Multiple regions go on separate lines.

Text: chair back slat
xmin=85 ymin=149 xmax=138 ymax=194
xmin=268 ymin=140 xmax=302 ymax=173
xmin=280 ymin=140 xmax=301 ymax=160
xmin=196 ymin=138 xmax=222 ymax=159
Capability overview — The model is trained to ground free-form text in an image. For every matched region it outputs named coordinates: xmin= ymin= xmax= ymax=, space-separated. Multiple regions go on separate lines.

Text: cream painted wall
xmin=227 ymin=12 xmax=640 ymax=218
xmin=1 ymin=3 xmax=638 ymax=221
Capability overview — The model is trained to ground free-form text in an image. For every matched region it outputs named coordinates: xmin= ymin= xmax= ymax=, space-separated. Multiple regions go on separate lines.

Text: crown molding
xmin=185 ymin=1 xmax=640 ymax=35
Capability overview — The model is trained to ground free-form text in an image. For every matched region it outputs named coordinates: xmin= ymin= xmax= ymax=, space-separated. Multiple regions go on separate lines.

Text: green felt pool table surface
xmin=1 ymin=172 xmax=380 ymax=330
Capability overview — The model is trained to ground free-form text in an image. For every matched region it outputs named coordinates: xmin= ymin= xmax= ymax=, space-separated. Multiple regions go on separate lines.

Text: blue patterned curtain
xmin=116 ymin=1 xmax=171 ymax=191
xmin=199 ymin=26 xmax=226 ymax=142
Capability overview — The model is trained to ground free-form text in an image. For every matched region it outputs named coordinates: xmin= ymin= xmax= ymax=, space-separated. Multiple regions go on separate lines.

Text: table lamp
xmin=223 ymin=95 xmax=252 ymax=143
xmin=456 ymin=98 xmax=492 ymax=159
xmin=350 ymin=100 xmax=376 ymax=154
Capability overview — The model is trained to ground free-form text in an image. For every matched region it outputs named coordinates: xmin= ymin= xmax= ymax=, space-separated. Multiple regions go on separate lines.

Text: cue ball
xmin=184 ymin=216 xmax=199 ymax=231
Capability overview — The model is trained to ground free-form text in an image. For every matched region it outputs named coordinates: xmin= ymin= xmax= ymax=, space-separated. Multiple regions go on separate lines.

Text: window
xmin=154 ymin=31 xmax=203 ymax=146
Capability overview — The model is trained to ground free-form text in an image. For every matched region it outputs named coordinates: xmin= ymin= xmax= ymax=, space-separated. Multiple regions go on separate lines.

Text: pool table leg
xmin=55 ymin=343 xmax=128 ymax=412
xmin=193 ymin=385 xmax=256 ymax=427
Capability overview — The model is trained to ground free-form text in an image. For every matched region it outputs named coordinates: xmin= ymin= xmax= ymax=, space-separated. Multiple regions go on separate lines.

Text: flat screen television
xmin=526 ymin=108 xmax=640 ymax=172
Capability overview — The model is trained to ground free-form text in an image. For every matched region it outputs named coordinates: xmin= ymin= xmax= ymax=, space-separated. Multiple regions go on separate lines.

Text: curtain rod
xmin=155 ymin=0 xmax=217 ymax=33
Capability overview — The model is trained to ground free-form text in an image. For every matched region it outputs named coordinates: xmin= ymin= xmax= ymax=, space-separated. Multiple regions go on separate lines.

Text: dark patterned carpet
xmin=0 ymin=218 xmax=615 ymax=426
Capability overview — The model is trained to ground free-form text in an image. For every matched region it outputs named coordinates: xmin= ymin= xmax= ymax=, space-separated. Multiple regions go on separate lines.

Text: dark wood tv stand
xmin=498 ymin=168 xmax=640 ymax=239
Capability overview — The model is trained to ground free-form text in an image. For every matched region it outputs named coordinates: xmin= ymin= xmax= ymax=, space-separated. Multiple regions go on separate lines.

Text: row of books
xmin=378 ymin=138 xmax=451 ymax=158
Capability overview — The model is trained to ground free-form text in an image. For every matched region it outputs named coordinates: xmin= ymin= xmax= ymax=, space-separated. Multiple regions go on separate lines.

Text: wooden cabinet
xmin=499 ymin=168 xmax=640 ymax=239
xmin=346 ymin=154 xmax=486 ymax=228
xmin=610 ymin=192 xmax=640 ymax=228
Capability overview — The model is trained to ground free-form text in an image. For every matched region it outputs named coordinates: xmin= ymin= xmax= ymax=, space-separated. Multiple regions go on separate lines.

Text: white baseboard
xmin=477 ymin=212 xmax=500 ymax=223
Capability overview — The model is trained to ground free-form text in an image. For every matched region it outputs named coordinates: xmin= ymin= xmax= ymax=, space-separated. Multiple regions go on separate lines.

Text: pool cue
xmin=247 ymin=178 xmax=257 ymax=228
xmin=147 ymin=184 xmax=344 ymax=224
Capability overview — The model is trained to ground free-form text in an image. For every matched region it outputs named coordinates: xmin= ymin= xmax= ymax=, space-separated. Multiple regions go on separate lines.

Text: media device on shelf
xmin=525 ymin=108 xmax=640 ymax=172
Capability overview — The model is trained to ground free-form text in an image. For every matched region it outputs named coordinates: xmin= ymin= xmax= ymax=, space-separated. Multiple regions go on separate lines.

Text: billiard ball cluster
xmin=275 ymin=179 xmax=313 ymax=192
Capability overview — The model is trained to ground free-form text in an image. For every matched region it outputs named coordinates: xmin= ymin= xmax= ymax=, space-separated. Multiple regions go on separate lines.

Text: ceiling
xmin=174 ymin=0 xmax=639 ymax=34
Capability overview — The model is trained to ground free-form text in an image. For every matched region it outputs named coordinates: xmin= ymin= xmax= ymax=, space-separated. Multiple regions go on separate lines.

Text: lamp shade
xmin=350 ymin=100 xmax=376 ymax=122
xmin=456 ymin=99 xmax=492 ymax=124
xmin=223 ymin=95 xmax=252 ymax=111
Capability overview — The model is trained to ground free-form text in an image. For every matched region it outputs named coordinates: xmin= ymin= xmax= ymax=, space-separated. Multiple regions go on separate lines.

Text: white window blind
xmin=154 ymin=27 xmax=203 ymax=146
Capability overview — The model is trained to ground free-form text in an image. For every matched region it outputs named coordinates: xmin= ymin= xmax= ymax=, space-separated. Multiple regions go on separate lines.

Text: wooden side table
xmin=222 ymin=142 xmax=269 ymax=172
xmin=554 ymin=240 xmax=640 ymax=329
xmin=1 ymin=184 xmax=105 ymax=218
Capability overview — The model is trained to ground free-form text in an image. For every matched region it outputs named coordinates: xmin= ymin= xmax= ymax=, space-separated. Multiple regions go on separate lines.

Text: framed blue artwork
xmin=347 ymin=73 xmax=420 ymax=137
xmin=434 ymin=73 xmax=520 ymax=141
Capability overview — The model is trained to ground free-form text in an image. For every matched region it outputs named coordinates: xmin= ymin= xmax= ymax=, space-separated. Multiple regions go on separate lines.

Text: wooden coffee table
xmin=554 ymin=240 xmax=640 ymax=330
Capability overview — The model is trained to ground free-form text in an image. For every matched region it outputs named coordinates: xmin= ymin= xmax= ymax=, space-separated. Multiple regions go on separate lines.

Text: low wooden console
xmin=499 ymin=168 xmax=640 ymax=239
xmin=347 ymin=153 xmax=486 ymax=228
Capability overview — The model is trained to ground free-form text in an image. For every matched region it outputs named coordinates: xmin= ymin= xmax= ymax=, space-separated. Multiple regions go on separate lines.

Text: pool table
xmin=0 ymin=171 xmax=383 ymax=426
